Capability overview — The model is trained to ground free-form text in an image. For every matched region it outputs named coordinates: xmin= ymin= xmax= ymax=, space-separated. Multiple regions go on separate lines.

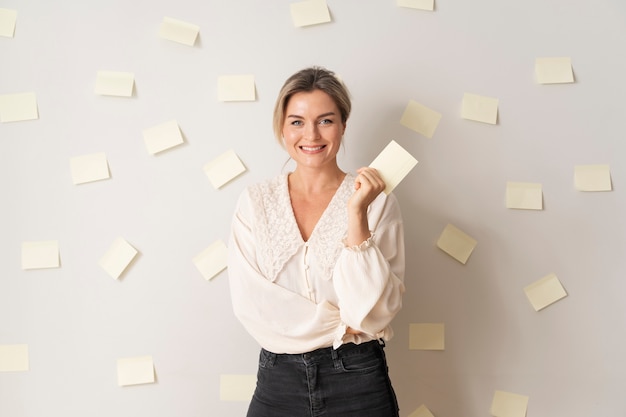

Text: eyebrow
xmin=286 ymin=112 xmax=337 ymax=119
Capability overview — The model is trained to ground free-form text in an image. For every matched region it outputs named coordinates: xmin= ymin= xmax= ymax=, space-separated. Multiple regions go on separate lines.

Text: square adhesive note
xmin=461 ymin=93 xmax=498 ymax=125
xmin=397 ymin=0 xmax=435 ymax=11
xmin=70 ymin=152 xmax=110 ymax=185
xmin=0 ymin=92 xmax=38 ymax=123
xmin=290 ymin=0 xmax=331 ymax=27
xmin=506 ymin=182 xmax=542 ymax=210
xmin=409 ymin=323 xmax=444 ymax=350
xmin=203 ymin=149 xmax=246 ymax=189
xmin=535 ymin=57 xmax=574 ymax=84
xmin=524 ymin=273 xmax=567 ymax=311
xmin=220 ymin=374 xmax=257 ymax=401
xmin=408 ymin=405 xmax=435 ymax=417
xmin=400 ymin=100 xmax=442 ymax=138
xmin=0 ymin=344 xmax=29 ymax=372
xmin=98 ymin=237 xmax=138 ymax=280
xmin=574 ymin=165 xmax=611 ymax=191
xmin=491 ymin=390 xmax=529 ymax=417
xmin=143 ymin=120 xmax=184 ymax=154
xmin=159 ymin=17 xmax=199 ymax=46
xmin=369 ymin=140 xmax=418 ymax=194
xmin=22 ymin=240 xmax=60 ymax=270
xmin=217 ymin=75 xmax=256 ymax=102
xmin=0 ymin=8 xmax=17 ymax=38
xmin=117 ymin=355 xmax=154 ymax=386
xmin=437 ymin=224 xmax=477 ymax=264
xmin=94 ymin=71 xmax=135 ymax=97
xmin=193 ymin=240 xmax=228 ymax=280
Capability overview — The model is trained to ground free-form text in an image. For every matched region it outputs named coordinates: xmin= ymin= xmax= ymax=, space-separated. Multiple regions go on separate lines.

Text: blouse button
xmin=303 ymin=264 xmax=309 ymax=270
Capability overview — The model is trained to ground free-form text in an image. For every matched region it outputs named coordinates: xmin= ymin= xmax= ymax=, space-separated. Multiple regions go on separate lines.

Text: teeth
xmin=301 ymin=146 xmax=323 ymax=151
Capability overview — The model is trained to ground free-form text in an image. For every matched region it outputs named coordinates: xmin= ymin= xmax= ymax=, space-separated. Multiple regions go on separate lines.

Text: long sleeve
xmin=227 ymin=189 xmax=343 ymax=354
xmin=332 ymin=192 xmax=405 ymax=338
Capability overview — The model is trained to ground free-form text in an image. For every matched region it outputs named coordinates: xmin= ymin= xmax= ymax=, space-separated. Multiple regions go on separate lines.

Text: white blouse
xmin=227 ymin=173 xmax=405 ymax=354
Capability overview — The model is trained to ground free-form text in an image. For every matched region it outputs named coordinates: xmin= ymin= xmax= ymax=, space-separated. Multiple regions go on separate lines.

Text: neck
xmin=289 ymin=165 xmax=346 ymax=194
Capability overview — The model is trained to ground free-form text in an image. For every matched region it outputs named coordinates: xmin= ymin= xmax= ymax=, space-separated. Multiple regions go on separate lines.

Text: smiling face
xmin=282 ymin=89 xmax=346 ymax=172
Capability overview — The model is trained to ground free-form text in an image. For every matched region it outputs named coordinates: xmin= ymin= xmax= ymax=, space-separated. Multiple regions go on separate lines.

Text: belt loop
xmin=378 ymin=338 xmax=386 ymax=348
xmin=331 ymin=347 xmax=341 ymax=369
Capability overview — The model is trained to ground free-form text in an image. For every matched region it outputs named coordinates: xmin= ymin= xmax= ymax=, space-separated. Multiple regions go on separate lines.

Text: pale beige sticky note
xmin=491 ymin=390 xmax=529 ymax=417
xmin=159 ymin=17 xmax=199 ymax=46
xmin=193 ymin=240 xmax=228 ymax=280
xmin=535 ymin=57 xmax=574 ymax=84
xmin=397 ymin=0 xmax=435 ymax=11
xmin=506 ymin=182 xmax=543 ymax=210
xmin=437 ymin=224 xmax=477 ymax=264
xmin=203 ymin=149 xmax=246 ymax=189
xmin=462 ymin=93 xmax=499 ymax=125
xmin=143 ymin=120 xmax=184 ymax=154
xmin=117 ymin=355 xmax=155 ymax=386
xmin=524 ymin=273 xmax=567 ymax=311
xmin=369 ymin=140 xmax=418 ymax=194
xmin=0 ymin=8 xmax=17 ymax=38
xmin=217 ymin=75 xmax=256 ymax=102
xmin=409 ymin=323 xmax=444 ymax=350
xmin=220 ymin=374 xmax=257 ymax=401
xmin=94 ymin=71 xmax=135 ymax=97
xmin=70 ymin=152 xmax=110 ymax=185
xmin=400 ymin=100 xmax=442 ymax=138
xmin=21 ymin=241 xmax=60 ymax=270
xmin=98 ymin=237 xmax=138 ymax=280
xmin=0 ymin=92 xmax=39 ymax=123
xmin=290 ymin=0 xmax=331 ymax=27
xmin=0 ymin=344 xmax=29 ymax=372
xmin=574 ymin=165 xmax=611 ymax=191
xmin=408 ymin=404 xmax=435 ymax=417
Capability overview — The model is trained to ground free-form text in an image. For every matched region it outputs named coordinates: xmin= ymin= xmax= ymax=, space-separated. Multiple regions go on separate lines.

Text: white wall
xmin=2 ymin=1 xmax=625 ymax=416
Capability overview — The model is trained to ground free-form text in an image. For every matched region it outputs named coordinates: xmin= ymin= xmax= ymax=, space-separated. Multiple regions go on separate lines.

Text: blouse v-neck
xmin=286 ymin=173 xmax=351 ymax=243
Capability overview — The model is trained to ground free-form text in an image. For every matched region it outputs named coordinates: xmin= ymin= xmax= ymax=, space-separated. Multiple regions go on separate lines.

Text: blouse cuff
xmin=342 ymin=233 xmax=375 ymax=252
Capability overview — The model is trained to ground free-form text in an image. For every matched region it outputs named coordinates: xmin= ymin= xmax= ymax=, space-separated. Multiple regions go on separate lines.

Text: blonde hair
xmin=273 ymin=66 xmax=351 ymax=146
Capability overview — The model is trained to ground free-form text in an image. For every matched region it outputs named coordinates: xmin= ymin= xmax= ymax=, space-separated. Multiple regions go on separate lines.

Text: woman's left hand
xmin=348 ymin=167 xmax=386 ymax=213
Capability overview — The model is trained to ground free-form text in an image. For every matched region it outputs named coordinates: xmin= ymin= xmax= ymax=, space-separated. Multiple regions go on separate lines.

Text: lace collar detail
xmin=248 ymin=173 xmax=353 ymax=282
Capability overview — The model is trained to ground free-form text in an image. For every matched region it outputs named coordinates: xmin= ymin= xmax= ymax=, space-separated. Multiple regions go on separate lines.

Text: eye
xmin=290 ymin=120 xmax=303 ymax=126
xmin=319 ymin=118 xmax=333 ymax=125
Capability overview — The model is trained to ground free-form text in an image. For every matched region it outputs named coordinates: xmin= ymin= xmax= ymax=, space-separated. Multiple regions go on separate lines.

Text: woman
xmin=227 ymin=66 xmax=405 ymax=417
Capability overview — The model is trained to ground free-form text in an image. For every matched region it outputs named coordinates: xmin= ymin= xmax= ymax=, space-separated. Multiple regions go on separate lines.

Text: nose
xmin=304 ymin=122 xmax=320 ymax=140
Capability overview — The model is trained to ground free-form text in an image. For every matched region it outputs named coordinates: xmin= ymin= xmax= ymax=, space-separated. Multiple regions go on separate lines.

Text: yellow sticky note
xmin=0 ymin=92 xmax=38 ymax=123
xmin=21 ymin=241 xmax=60 ymax=270
xmin=461 ymin=93 xmax=498 ymax=125
xmin=408 ymin=404 xmax=435 ymax=417
xmin=437 ymin=224 xmax=477 ymax=264
xmin=117 ymin=355 xmax=155 ymax=386
xmin=574 ymin=165 xmax=611 ymax=191
xmin=142 ymin=120 xmax=184 ymax=154
xmin=220 ymin=374 xmax=257 ymax=401
xmin=397 ymin=0 xmax=435 ymax=11
xmin=290 ymin=0 xmax=331 ymax=27
xmin=409 ymin=323 xmax=444 ymax=350
xmin=369 ymin=140 xmax=418 ymax=194
xmin=0 ymin=344 xmax=29 ymax=372
xmin=400 ymin=100 xmax=442 ymax=138
xmin=159 ymin=17 xmax=199 ymax=46
xmin=535 ymin=57 xmax=574 ymax=84
xmin=98 ymin=237 xmax=138 ymax=280
xmin=505 ymin=182 xmax=543 ymax=210
xmin=524 ymin=273 xmax=567 ymax=311
xmin=217 ymin=75 xmax=256 ymax=102
xmin=94 ymin=71 xmax=135 ymax=97
xmin=0 ymin=8 xmax=17 ymax=38
xmin=203 ymin=149 xmax=246 ymax=189
xmin=193 ymin=240 xmax=228 ymax=281
xmin=491 ymin=390 xmax=529 ymax=417
xmin=70 ymin=152 xmax=110 ymax=185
